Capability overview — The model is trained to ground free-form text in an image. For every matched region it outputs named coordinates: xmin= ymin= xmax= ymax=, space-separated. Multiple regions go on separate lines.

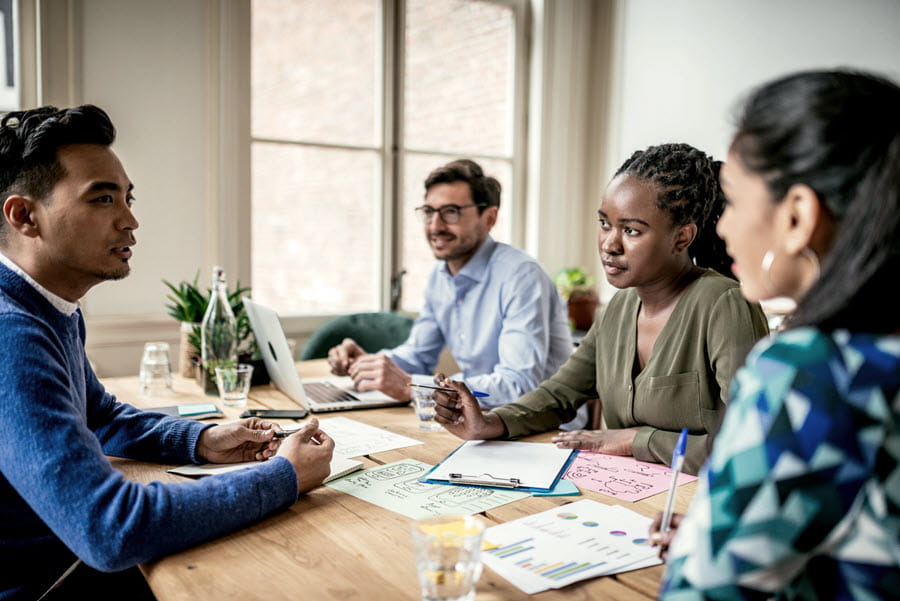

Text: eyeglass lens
xmin=415 ymin=204 xmax=481 ymax=224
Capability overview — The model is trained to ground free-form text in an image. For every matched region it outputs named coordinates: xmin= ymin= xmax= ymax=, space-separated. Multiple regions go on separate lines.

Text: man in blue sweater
xmin=0 ymin=105 xmax=335 ymax=600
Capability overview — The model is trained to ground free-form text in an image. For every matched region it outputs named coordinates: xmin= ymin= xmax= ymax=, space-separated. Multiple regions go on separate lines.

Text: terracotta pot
xmin=567 ymin=294 xmax=599 ymax=331
xmin=178 ymin=321 xmax=200 ymax=378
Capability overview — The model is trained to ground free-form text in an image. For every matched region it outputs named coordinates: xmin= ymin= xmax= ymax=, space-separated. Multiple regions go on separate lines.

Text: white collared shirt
xmin=0 ymin=252 xmax=80 ymax=316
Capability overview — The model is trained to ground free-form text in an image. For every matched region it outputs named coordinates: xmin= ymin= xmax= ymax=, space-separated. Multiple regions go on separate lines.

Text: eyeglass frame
xmin=414 ymin=203 xmax=487 ymax=224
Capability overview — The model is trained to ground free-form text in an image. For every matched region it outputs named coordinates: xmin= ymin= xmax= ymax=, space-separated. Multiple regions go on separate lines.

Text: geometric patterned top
xmin=660 ymin=327 xmax=900 ymax=600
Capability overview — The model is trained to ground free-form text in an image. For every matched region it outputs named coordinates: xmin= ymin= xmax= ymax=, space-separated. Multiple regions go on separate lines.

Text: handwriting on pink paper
xmin=562 ymin=451 xmax=697 ymax=502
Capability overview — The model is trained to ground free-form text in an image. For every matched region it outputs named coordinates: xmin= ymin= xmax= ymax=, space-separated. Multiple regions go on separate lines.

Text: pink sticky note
xmin=562 ymin=451 xmax=698 ymax=502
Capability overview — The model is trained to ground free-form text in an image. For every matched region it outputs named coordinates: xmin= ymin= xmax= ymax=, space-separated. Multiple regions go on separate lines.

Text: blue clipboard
xmin=419 ymin=440 xmax=577 ymax=493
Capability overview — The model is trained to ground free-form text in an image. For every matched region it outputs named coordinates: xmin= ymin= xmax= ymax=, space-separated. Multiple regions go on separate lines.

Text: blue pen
xmin=661 ymin=428 xmax=688 ymax=534
xmin=408 ymin=383 xmax=489 ymax=398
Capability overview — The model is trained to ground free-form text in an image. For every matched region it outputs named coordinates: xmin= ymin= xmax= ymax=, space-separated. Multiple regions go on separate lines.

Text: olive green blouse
xmin=492 ymin=270 xmax=769 ymax=475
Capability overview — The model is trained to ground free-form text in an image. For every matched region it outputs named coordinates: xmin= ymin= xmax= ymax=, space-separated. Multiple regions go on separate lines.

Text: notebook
xmin=242 ymin=297 xmax=410 ymax=413
xmin=168 ymin=454 xmax=363 ymax=484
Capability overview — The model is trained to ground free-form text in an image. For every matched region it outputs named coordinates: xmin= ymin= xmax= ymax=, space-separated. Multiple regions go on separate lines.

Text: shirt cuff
xmin=631 ymin=426 xmax=657 ymax=464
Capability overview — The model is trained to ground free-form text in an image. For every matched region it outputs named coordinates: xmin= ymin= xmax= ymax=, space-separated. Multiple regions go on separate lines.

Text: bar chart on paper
xmin=481 ymin=499 xmax=662 ymax=594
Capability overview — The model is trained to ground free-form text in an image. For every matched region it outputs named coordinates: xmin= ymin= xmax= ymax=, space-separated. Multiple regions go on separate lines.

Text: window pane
xmin=399 ymin=153 xmax=512 ymax=313
xmin=251 ymin=143 xmax=380 ymax=314
xmin=252 ymin=0 xmax=379 ymax=146
xmin=404 ymin=0 xmax=515 ymax=156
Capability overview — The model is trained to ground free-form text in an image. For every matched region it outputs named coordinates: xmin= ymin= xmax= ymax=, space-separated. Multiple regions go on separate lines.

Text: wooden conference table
xmin=101 ymin=360 xmax=696 ymax=601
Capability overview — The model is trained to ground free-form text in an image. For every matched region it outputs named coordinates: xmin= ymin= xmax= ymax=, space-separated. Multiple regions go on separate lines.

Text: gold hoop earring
xmin=761 ymin=247 xmax=821 ymax=297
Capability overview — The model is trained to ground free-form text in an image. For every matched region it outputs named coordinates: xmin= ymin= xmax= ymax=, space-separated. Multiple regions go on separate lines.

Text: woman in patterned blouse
xmin=653 ymin=70 xmax=900 ymax=600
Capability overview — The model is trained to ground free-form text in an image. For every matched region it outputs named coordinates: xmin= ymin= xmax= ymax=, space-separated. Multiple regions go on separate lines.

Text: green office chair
xmin=300 ymin=312 xmax=414 ymax=360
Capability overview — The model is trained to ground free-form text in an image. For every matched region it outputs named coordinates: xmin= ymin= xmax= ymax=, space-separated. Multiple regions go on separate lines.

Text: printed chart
xmin=481 ymin=499 xmax=661 ymax=593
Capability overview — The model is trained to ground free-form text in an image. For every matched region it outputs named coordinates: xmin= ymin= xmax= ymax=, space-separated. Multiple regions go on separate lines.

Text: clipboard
xmin=420 ymin=440 xmax=577 ymax=493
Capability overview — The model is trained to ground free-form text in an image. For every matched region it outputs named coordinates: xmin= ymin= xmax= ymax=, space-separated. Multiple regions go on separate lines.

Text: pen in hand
xmin=272 ymin=427 xmax=321 ymax=444
xmin=408 ymin=383 xmax=490 ymax=398
xmin=660 ymin=428 xmax=688 ymax=536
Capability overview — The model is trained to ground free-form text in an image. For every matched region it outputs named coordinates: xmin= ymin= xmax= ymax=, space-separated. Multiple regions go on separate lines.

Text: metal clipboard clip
xmin=448 ymin=473 xmax=522 ymax=488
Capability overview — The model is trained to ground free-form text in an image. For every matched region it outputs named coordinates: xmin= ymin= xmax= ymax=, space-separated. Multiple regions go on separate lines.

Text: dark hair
xmin=424 ymin=158 xmax=501 ymax=213
xmin=0 ymin=104 xmax=116 ymax=202
xmin=731 ymin=70 xmax=900 ymax=333
xmin=615 ymin=143 xmax=733 ymax=278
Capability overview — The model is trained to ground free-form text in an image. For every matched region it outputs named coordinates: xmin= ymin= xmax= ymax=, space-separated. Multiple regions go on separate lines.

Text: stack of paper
xmin=481 ymin=499 xmax=662 ymax=594
xmin=326 ymin=458 xmax=530 ymax=520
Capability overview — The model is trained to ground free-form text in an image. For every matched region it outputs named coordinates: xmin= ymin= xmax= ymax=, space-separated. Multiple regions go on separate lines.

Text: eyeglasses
xmin=414 ymin=203 xmax=486 ymax=224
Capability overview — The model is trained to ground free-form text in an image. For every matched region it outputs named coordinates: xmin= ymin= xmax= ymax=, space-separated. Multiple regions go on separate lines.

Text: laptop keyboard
xmin=304 ymin=381 xmax=361 ymax=404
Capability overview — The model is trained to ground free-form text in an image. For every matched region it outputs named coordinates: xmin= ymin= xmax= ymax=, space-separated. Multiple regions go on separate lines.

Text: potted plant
xmin=553 ymin=267 xmax=600 ymax=331
xmin=163 ymin=272 xmax=208 ymax=377
xmin=163 ymin=273 xmax=267 ymax=391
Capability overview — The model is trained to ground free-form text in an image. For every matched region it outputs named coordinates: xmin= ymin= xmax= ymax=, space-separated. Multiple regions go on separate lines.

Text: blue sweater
xmin=0 ymin=263 xmax=298 ymax=600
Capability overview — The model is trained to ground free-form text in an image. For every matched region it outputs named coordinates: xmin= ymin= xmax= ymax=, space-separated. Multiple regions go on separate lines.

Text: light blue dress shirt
xmin=385 ymin=236 xmax=586 ymax=428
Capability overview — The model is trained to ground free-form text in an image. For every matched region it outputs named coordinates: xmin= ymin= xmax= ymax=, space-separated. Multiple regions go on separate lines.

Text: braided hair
xmin=614 ymin=143 xmax=733 ymax=279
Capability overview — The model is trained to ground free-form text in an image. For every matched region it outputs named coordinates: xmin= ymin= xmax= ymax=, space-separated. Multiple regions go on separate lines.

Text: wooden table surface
xmin=102 ymin=360 xmax=693 ymax=601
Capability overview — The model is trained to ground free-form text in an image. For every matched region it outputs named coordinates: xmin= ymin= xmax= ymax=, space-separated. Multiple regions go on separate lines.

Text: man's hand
xmin=327 ymin=338 xmax=365 ymax=375
xmin=275 ymin=418 xmax=335 ymax=495
xmin=196 ymin=417 xmax=283 ymax=463
xmin=649 ymin=512 xmax=684 ymax=560
xmin=551 ymin=427 xmax=639 ymax=456
xmin=432 ymin=374 xmax=506 ymax=440
xmin=347 ymin=353 xmax=412 ymax=401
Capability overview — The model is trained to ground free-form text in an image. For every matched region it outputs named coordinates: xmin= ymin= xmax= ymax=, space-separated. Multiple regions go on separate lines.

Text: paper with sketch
xmin=422 ymin=440 xmax=575 ymax=491
xmin=168 ymin=454 xmax=363 ymax=483
xmin=481 ymin=499 xmax=662 ymax=594
xmin=315 ymin=416 xmax=422 ymax=458
xmin=563 ymin=451 xmax=697 ymax=502
xmin=326 ymin=458 xmax=529 ymax=520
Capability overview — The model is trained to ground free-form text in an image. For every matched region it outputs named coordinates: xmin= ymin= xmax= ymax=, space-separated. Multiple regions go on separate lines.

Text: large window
xmin=251 ymin=0 xmax=524 ymax=316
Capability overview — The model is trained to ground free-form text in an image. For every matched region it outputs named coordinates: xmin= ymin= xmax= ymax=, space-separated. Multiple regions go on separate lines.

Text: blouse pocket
xmin=634 ymin=371 xmax=700 ymax=431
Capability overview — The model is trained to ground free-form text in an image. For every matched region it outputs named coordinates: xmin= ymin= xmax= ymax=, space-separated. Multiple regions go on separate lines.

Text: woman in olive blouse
xmin=433 ymin=143 xmax=769 ymax=474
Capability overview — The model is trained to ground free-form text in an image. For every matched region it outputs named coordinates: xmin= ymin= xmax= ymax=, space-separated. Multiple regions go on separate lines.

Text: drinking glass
xmin=214 ymin=363 xmax=254 ymax=408
xmin=412 ymin=386 xmax=443 ymax=431
xmin=139 ymin=342 xmax=173 ymax=396
xmin=410 ymin=515 xmax=486 ymax=601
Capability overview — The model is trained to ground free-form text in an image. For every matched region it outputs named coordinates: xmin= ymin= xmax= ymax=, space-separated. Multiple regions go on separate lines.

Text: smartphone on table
xmin=239 ymin=408 xmax=309 ymax=419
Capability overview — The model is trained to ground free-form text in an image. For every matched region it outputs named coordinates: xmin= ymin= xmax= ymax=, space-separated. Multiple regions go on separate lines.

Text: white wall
xmin=609 ymin=0 xmax=900 ymax=166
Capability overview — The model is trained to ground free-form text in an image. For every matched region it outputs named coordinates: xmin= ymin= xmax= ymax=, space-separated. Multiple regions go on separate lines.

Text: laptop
xmin=242 ymin=297 xmax=410 ymax=413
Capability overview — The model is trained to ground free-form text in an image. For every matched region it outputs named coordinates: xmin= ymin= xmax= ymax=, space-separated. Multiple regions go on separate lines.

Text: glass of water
xmin=139 ymin=342 xmax=173 ymax=396
xmin=412 ymin=386 xmax=444 ymax=431
xmin=410 ymin=515 xmax=486 ymax=601
xmin=214 ymin=363 xmax=254 ymax=408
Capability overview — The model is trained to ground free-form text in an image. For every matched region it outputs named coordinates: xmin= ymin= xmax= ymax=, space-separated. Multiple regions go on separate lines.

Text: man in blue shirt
xmin=0 ymin=105 xmax=334 ymax=600
xmin=328 ymin=159 xmax=583 ymax=425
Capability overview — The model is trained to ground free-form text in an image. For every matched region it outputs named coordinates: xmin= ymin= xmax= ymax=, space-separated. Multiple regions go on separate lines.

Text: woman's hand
xmin=431 ymin=374 xmax=506 ymax=440
xmin=551 ymin=427 xmax=639 ymax=455
xmin=648 ymin=511 xmax=684 ymax=560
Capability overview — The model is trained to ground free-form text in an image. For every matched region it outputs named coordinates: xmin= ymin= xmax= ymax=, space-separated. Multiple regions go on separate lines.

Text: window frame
xmin=247 ymin=0 xmax=530 ymax=326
